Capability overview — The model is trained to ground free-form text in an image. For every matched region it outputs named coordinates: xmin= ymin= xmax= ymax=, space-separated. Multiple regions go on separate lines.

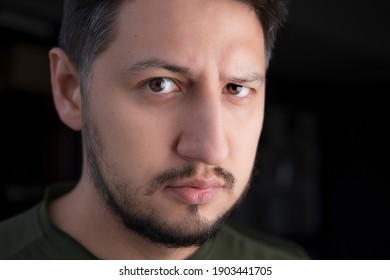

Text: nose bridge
xmin=177 ymin=90 xmax=229 ymax=166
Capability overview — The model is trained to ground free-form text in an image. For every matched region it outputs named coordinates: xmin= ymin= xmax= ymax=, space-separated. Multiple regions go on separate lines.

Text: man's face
xmin=83 ymin=0 xmax=266 ymax=247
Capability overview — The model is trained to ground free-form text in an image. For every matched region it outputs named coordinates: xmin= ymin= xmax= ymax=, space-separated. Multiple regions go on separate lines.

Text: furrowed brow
xmin=228 ymin=72 xmax=266 ymax=84
xmin=123 ymin=58 xmax=193 ymax=77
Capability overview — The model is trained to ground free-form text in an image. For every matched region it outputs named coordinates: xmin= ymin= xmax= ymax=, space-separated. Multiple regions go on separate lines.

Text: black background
xmin=0 ymin=0 xmax=389 ymax=259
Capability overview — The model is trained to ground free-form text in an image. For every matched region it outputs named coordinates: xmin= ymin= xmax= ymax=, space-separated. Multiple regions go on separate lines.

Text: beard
xmin=82 ymin=112 xmax=251 ymax=248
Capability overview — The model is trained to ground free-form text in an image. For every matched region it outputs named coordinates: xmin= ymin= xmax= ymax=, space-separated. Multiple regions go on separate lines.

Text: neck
xmin=48 ymin=174 xmax=198 ymax=260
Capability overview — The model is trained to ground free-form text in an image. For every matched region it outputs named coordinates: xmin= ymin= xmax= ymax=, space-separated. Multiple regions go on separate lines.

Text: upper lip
xmin=166 ymin=178 xmax=224 ymax=189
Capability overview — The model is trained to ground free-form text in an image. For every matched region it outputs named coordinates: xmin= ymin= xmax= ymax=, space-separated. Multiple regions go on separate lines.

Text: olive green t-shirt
xmin=0 ymin=184 xmax=309 ymax=260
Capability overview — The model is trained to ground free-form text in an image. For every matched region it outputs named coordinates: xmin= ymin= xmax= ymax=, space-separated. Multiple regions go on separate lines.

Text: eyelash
xmin=147 ymin=77 xmax=180 ymax=94
xmin=140 ymin=77 xmax=255 ymax=100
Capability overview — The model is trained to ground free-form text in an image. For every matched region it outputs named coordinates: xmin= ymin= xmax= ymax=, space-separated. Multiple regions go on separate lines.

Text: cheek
xmin=89 ymin=96 xmax=176 ymax=182
xmin=227 ymin=104 xmax=264 ymax=187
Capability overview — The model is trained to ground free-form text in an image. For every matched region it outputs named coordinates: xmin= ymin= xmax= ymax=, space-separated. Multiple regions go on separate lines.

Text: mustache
xmin=146 ymin=164 xmax=235 ymax=195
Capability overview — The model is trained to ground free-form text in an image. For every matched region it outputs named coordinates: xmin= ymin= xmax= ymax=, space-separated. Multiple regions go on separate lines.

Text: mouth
xmin=165 ymin=179 xmax=222 ymax=205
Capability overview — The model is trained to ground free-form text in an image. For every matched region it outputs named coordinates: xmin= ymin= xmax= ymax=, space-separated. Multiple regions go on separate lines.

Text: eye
xmin=148 ymin=77 xmax=178 ymax=94
xmin=226 ymin=83 xmax=250 ymax=97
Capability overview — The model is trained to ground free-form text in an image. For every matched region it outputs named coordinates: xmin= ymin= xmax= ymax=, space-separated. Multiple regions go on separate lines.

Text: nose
xmin=176 ymin=92 xmax=230 ymax=166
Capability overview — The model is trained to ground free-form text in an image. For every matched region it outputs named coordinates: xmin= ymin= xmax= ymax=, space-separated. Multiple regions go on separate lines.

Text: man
xmin=0 ymin=0 xmax=308 ymax=259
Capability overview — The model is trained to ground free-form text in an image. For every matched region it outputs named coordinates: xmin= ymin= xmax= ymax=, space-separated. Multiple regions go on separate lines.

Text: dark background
xmin=0 ymin=0 xmax=389 ymax=259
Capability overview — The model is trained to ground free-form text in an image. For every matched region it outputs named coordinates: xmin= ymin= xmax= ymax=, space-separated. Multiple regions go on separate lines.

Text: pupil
xmin=229 ymin=84 xmax=240 ymax=94
xmin=151 ymin=78 xmax=165 ymax=91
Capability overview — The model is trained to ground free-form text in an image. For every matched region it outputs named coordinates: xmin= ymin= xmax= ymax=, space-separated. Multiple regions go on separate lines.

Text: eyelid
xmin=139 ymin=76 xmax=182 ymax=97
xmin=139 ymin=76 xmax=175 ymax=86
xmin=137 ymin=76 xmax=257 ymax=99
xmin=224 ymin=83 xmax=254 ymax=98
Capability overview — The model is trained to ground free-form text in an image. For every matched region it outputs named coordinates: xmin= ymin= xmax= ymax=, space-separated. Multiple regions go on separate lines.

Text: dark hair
xmin=59 ymin=0 xmax=287 ymax=94
xmin=239 ymin=0 xmax=288 ymax=61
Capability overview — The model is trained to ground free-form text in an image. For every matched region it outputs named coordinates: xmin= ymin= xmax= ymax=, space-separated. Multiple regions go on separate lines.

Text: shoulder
xmin=200 ymin=224 xmax=310 ymax=259
xmin=0 ymin=204 xmax=46 ymax=259
xmin=0 ymin=183 xmax=98 ymax=260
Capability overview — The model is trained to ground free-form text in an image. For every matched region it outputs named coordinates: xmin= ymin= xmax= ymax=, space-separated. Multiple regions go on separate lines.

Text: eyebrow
xmin=227 ymin=72 xmax=266 ymax=84
xmin=122 ymin=58 xmax=193 ymax=77
xmin=122 ymin=57 xmax=266 ymax=84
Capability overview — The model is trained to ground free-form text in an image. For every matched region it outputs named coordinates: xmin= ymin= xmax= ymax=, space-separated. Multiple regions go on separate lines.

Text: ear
xmin=49 ymin=47 xmax=82 ymax=131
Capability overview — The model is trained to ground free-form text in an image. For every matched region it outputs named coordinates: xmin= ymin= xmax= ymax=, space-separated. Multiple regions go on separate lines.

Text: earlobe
xmin=49 ymin=47 xmax=82 ymax=131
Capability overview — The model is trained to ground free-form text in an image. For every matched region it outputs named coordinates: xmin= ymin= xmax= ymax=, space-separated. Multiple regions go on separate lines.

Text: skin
xmin=49 ymin=0 xmax=266 ymax=259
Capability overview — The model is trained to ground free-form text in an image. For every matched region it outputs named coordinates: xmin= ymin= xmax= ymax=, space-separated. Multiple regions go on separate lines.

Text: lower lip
xmin=166 ymin=186 xmax=220 ymax=205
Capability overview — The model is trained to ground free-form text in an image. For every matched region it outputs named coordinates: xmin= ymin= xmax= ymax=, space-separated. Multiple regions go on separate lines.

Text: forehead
xmin=102 ymin=0 xmax=265 ymax=75
xmin=116 ymin=0 xmax=263 ymax=40
xmin=118 ymin=0 xmax=258 ymax=26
